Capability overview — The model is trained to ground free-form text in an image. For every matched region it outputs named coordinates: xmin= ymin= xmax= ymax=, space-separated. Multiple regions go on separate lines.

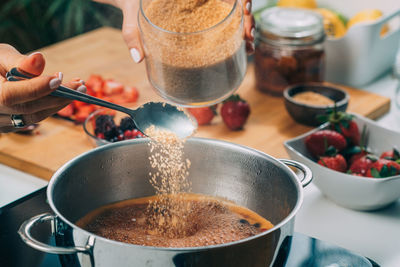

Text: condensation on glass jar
xmin=255 ymin=7 xmax=326 ymax=96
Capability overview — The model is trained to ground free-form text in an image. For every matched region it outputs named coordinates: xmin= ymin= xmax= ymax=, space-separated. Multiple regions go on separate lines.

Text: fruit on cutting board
xmin=57 ymin=74 xmax=139 ymax=123
xmin=187 ymin=106 xmax=217 ymax=125
xmin=277 ymin=0 xmax=317 ymax=9
xmin=347 ymin=9 xmax=389 ymax=36
xmin=221 ymin=94 xmax=251 ymax=130
xmin=315 ymin=8 xmax=347 ymax=38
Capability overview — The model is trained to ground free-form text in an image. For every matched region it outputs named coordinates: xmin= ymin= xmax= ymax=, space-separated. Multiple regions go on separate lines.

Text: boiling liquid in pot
xmin=76 ymin=193 xmax=273 ymax=248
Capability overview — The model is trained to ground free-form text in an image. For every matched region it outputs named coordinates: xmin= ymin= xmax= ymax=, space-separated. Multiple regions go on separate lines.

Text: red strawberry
xmin=221 ymin=94 xmax=250 ymax=130
xmin=103 ymin=80 xmax=124 ymax=96
xmin=57 ymin=103 xmax=75 ymax=117
xmin=366 ymin=159 xmax=400 ymax=178
xmin=188 ymin=106 xmax=216 ymax=125
xmin=349 ymin=155 xmax=376 ymax=176
xmin=73 ymin=105 xmax=95 ymax=123
xmin=86 ymin=74 xmax=104 ymax=94
xmin=320 ymin=109 xmax=360 ymax=145
xmin=380 ymin=148 xmax=400 ymax=161
xmin=305 ymin=130 xmax=347 ymax=158
xmin=349 ymin=150 xmax=368 ymax=165
xmin=318 ymin=154 xmax=347 ymax=172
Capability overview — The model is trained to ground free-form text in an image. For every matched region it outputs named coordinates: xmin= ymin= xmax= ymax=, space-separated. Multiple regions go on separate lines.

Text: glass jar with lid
xmin=254 ymin=7 xmax=325 ymax=96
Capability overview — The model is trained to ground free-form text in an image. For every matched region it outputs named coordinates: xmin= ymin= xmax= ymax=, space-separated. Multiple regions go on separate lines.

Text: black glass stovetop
xmin=0 ymin=187 xmax=380 ymax=267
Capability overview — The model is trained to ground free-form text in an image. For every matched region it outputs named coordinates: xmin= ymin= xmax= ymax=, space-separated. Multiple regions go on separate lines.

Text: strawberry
xmin=86 ymin=74 xmax=104 ymax=94
xmin=57 ymin=103 xmax=75 ymax=117
xmin=366 ymin=159 xmax=400 ymax=178
xmin=342 ymin=125 xmax=369 ymax=165
xmin=380 ymin=148 xmax=400 ymax=161
xmin=318 ymin=154 xmax=347 ymax=172
xmin=320 ymin=109 xmax=360 ymax=145
xmin=305 ymin=130 xmax=347 ymax=158
xmin=348 ymin=149 xmax=368 ymax=165
xmin=103 ymin=80 xmax=124 ymax=96
xmin=221 ymin=94 xmax=250 ymax=130
xmin=188 ymin=106 xmax=216 ymax=125
xmin=73 ymin=105 xmax=95 ymax=123
xmin=349 ymin=155 xmax=376 ymax=176
xmin=123 ymin=86 xmax=139 ymax=103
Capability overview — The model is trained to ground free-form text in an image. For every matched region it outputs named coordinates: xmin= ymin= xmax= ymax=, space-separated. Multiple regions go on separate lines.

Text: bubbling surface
xmin=76 ymin=194 xmax=274 ymax=248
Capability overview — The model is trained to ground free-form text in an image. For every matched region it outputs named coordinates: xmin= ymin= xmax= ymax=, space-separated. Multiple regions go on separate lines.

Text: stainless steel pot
xmin=18 ymin=138 xmax=312 ymax=267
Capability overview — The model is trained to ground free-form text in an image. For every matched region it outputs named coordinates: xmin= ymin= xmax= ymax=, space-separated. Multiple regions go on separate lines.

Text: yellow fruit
xmin=348 ymin=9 xmax=388 ymax=36
xmin=315 ymin=8 xmax=347 ymax=39
xmin=277 ymin=0 xmax=317 ymax=9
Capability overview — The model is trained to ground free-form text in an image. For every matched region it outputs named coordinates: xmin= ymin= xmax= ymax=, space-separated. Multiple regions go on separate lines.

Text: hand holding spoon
xmin=6 ymin=68 xmax=197 ymax=139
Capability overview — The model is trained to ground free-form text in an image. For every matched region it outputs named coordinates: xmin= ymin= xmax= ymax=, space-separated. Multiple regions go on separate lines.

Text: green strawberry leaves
xmin=371 ymin=165 xmax=399 ymax=178
xmin=224 ymin=94 xmax=245 ymax=103
xmin=370 ymin=168 xmax=381 ymax=178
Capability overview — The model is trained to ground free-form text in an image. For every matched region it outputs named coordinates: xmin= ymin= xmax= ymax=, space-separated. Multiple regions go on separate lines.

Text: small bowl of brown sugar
xmin=283 ymin=83 xmax=349 ymax=126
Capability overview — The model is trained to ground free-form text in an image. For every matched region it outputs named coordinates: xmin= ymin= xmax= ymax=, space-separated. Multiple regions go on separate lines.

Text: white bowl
xmin=284 ymin=113 xmax=400 ymax=211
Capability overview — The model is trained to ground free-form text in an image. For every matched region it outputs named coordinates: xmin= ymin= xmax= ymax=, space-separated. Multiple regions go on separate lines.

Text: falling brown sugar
xmin=144 ymin=126 xmax=192 ymax=238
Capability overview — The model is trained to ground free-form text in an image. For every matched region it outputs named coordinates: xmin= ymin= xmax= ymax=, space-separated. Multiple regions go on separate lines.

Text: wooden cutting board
xmin=0 ymin=27 xmax=391 ymax=180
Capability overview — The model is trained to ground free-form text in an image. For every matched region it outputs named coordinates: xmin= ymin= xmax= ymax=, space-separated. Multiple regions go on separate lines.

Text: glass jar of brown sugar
xmin=255 ymin=7 xmax=325 ymax=96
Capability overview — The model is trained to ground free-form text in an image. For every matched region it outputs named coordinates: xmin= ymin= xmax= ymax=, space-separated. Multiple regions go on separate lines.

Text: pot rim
xmin=47 ymin=137 xmax=304 ymax=251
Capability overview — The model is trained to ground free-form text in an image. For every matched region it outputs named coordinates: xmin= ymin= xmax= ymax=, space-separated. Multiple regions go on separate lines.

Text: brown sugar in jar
xmin=255 ymin=7 xmax=326 ymax=96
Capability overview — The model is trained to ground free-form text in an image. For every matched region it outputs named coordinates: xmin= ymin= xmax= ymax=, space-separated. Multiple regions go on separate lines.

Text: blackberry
xmin=95 ymin=115 xmax=116 ymax=135
xmin=104 ymin=126 xmax=120 ymax=142
xmin=119 ymin=117 xmax=137 ymax=132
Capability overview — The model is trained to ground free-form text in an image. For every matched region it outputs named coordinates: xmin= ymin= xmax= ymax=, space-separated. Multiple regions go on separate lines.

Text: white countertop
xmin=1 ymin=71 xmax=400 ymax=266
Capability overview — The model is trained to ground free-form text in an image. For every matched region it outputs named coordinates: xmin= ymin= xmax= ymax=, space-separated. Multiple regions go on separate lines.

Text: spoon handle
xmin=51 ymin=86 xmax=134 ymax=116
xmin=6 ymin=67 xmax=135 ymax=117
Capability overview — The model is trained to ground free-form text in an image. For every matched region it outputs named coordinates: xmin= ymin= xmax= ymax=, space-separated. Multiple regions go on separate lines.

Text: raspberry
xmin=124 ymin=130 xmax=133 ymax=139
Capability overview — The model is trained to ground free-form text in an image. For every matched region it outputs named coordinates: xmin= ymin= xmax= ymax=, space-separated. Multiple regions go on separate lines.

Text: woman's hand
xmin=94 ymin=0 xmax=256 ymax=62
xmin=0 ymin=44 xmax=86 ymax=133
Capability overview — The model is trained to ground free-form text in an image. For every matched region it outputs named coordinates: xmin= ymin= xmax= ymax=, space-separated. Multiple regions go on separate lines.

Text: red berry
xmin=96 ymin=133 xmax=105 ymax=139
xmin=318 ymin=154 xmax=347 ymax=172
xmin=124 ymin=130 xmax=133 ymax=139
xmin=366 ymin=159 xmax=400 ymax=178
xmin=326 ymin=111 xmax=360 ymax=145
xmin=349 ymin=150 xmax=368 ymax=165
xmin=188 ymin=107 xmax=216 ymax=125
xmin=221 ymin=95 xmax=250 ymax=130
xmin=349 ymin=155 xmax=375 ymax=176
xmin=117 ymin=134 xmax=124 ymax=141
xmin=380 ymin=148 xmax=400 ymax=161
xmin=305 ymin=130 xmax=347 ymax=158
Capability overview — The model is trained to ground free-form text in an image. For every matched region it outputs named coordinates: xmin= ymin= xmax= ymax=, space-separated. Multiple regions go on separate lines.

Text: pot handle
xmin=18 ymin=212 xmax=91 ymax=254
xmin=279 ymin=159 xmax=313 ymax=188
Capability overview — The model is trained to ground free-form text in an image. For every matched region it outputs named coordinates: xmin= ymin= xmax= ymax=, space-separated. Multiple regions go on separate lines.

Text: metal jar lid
xmin=258 ymin=7 xmax=325 ymax=46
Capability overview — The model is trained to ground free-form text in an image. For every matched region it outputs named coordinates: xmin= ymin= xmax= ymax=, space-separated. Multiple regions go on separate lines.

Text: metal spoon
xmin=6 ymin=68 xmax=197 ymax=139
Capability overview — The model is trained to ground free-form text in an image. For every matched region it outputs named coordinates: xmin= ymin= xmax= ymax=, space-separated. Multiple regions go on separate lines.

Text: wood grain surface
xmin=0 ymin=27 xmax=391 ymax=180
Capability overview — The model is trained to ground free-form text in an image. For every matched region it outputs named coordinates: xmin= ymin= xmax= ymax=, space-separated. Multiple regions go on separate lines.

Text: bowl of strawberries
xmin=284 ymin=111 xmax=400 ymax=211
xmin=83 ymin=109 xmax=145 ymax=146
